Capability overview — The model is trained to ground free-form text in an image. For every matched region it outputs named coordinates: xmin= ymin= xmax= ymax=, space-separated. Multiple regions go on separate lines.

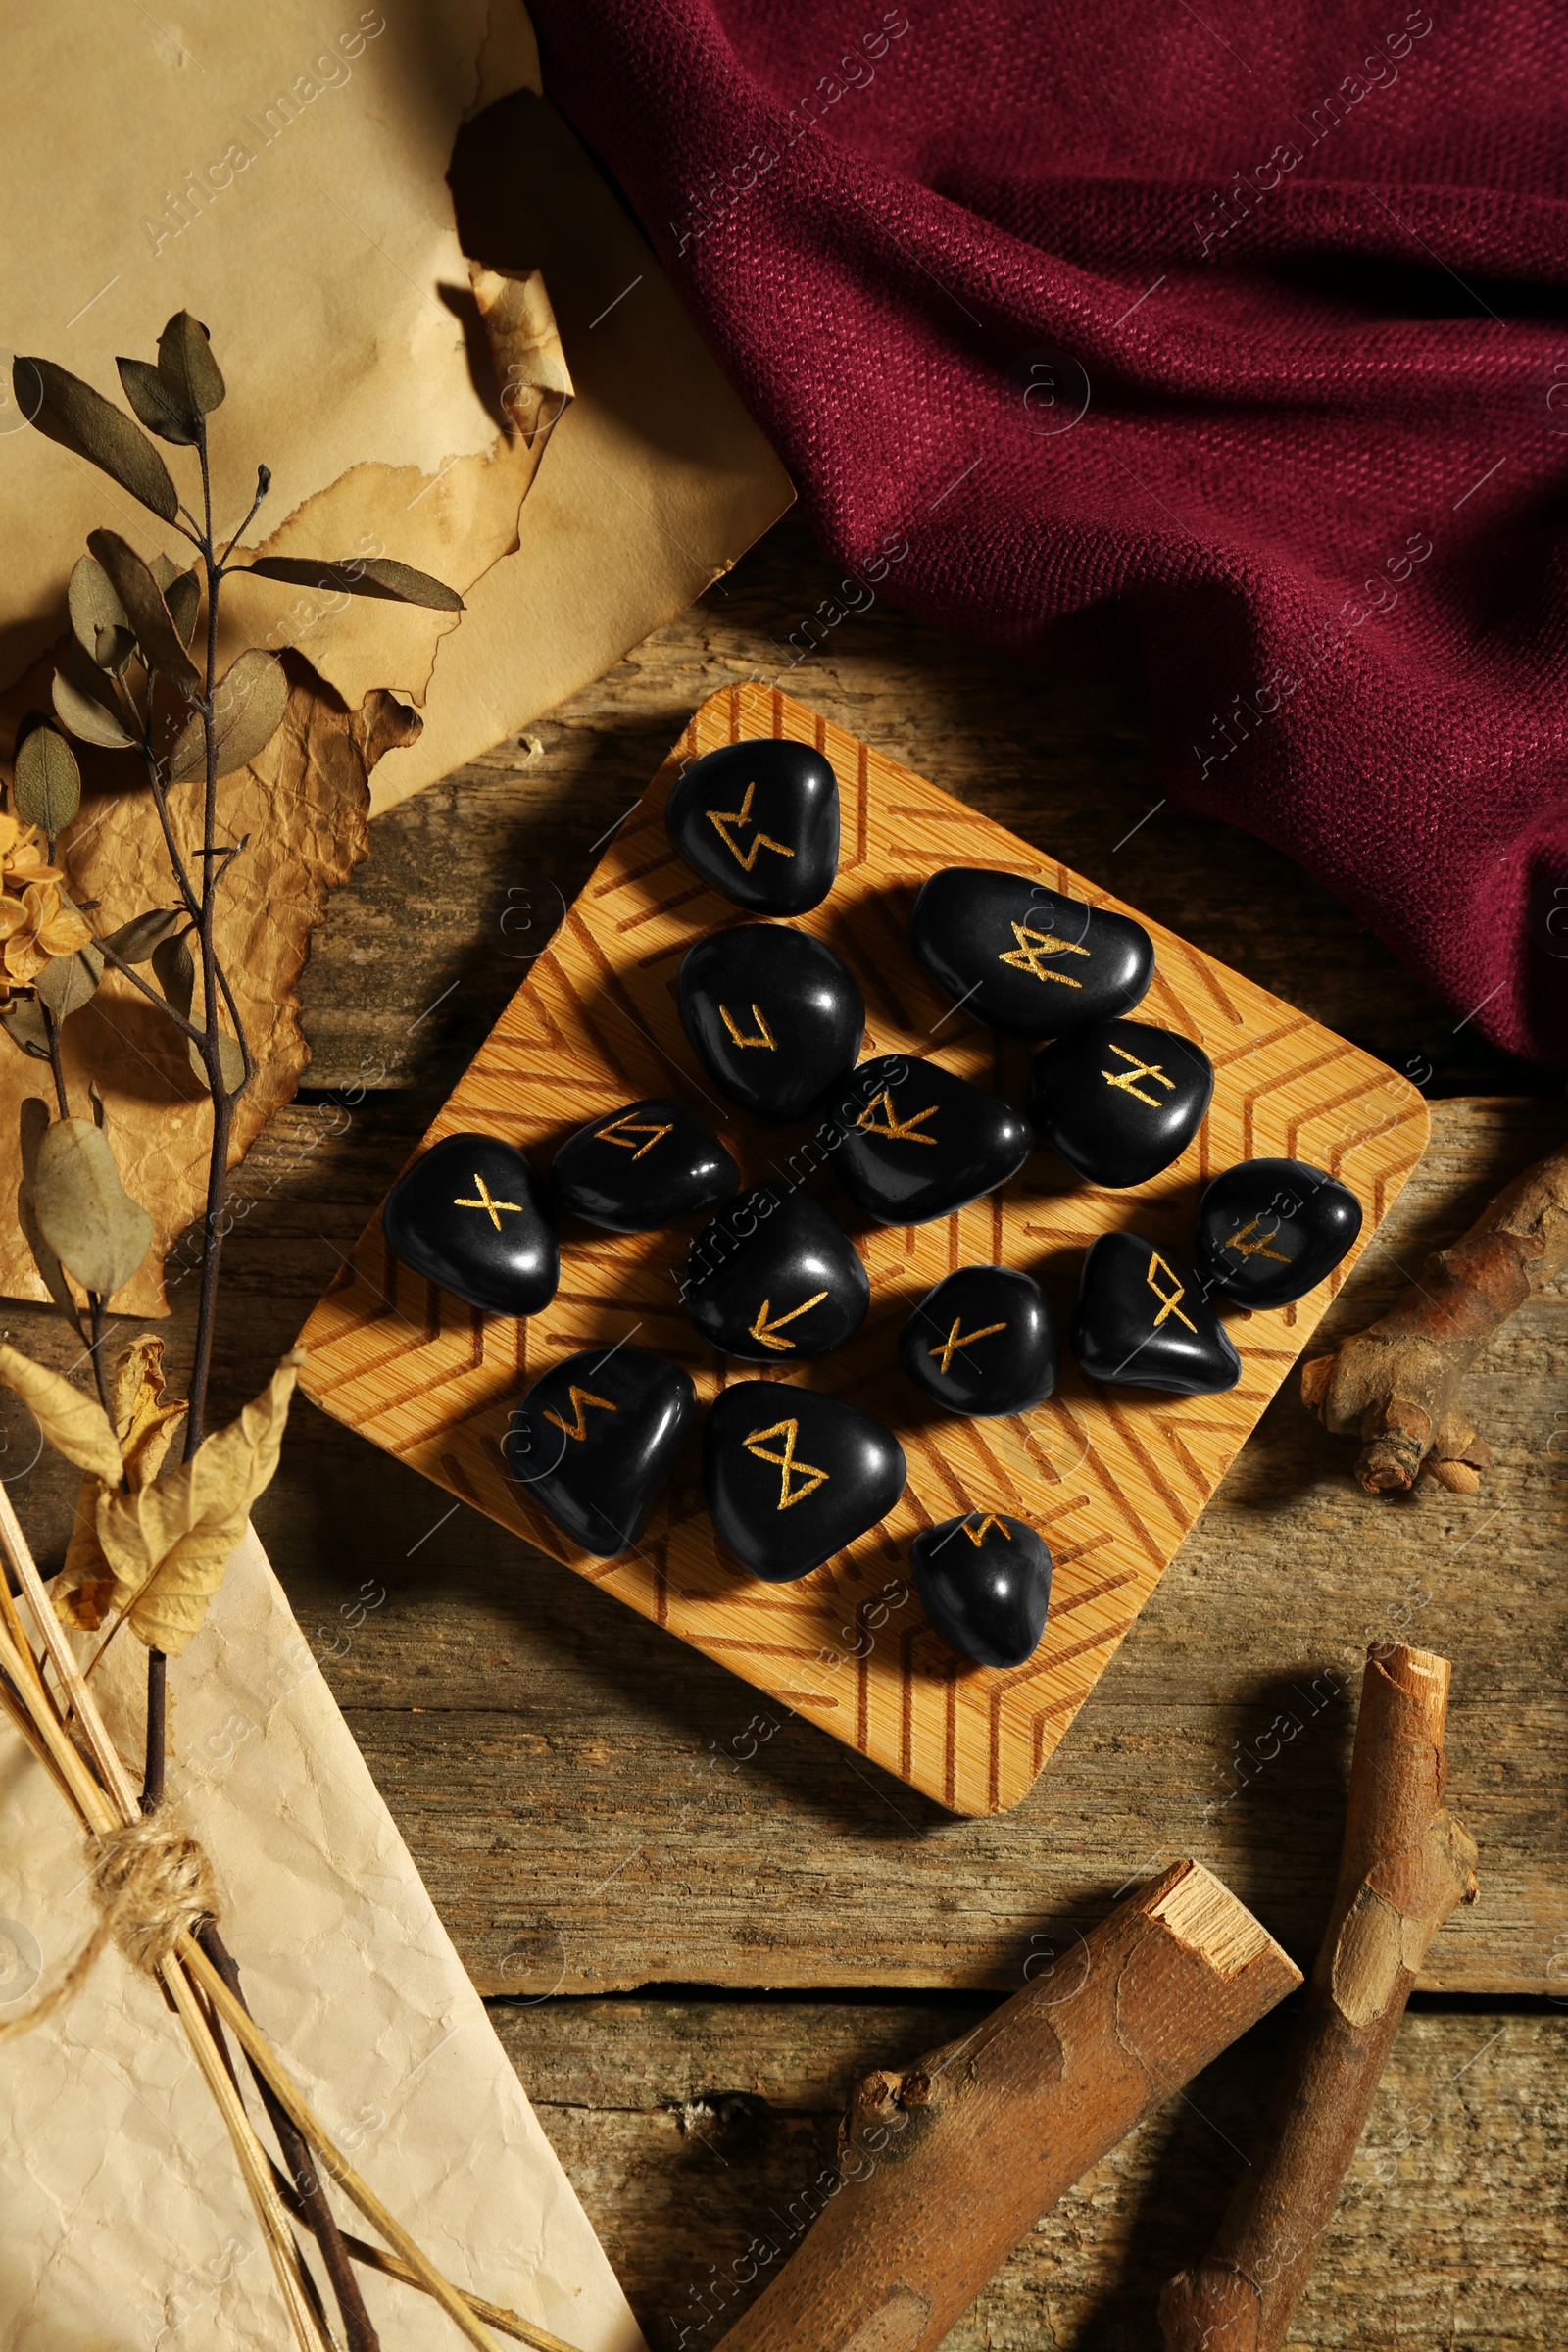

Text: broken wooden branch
xmin=714 ymin=1859 xmax=1301 ymax=2352
xmin=1158 ymin=1643 xmax=1478 ymax=2352
xmin=1301 ymin=1138 xmax=1568 ymax=1493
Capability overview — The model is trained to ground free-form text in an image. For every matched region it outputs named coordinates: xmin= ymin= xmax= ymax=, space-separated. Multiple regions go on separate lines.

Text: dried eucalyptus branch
xmin=0 ymin=312 xmax=461 ymax=2352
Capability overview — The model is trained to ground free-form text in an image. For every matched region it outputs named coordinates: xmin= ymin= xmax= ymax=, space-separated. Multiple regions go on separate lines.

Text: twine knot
xmin=0 ymin=1812 xmax=220 ymax=2041
xmin=88 ymin=1812 xmax=221 ymax=1975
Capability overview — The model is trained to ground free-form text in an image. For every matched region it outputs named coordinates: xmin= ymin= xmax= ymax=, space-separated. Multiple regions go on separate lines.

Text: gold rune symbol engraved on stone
xmin=997 ymin=921 xmax=1091 ymax=988
xmin=962 ymin=1514 xmax=1011 ymax=1545
xmin=856 ymin=1087 xmax=939 ymax=1145
xmin=744 ymin=1418 xmax=830 ymax=1511
xmin=452 ymin=1173 xmax=524 ymax=1230
xmin=930 ymin=1316 xmax=1008 ymax=1375
xmin=543 ymin=1386 xmax=618 ymax=1443
xmin=707 ymin=780 xmax=795 ymax=871
xmin=1146 ymin=1250 xmax=1198 ymax=1334
xmin=1102 ymin=1042 xmax=1177 ymax=1107
xmin=1223 ymin=1214 xmax=1290 ymax=1265
xmin=749 ymin=1291 xmax=830 ymax=1352
xmin=719 ymin=1002 xmax=777 ymax=1050
xmin=597 ymin=1111 xmax=673 ymax=1160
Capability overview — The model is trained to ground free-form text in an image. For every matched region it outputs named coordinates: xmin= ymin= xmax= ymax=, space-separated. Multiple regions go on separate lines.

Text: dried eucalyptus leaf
xmin=188 ymin=1026 xmax=246 ymax=1094
xmin=168 ymin=647 xmax=287 ymax=782
xmin=157 ymin=312 xmax=225 ymax=419
xmin=151 ymin=931 xmax=195 ymax=1019
xmin=68 ymin=554 xmax=128 ymax=657
xmin=244 ymin=554 xmax=464 ymax=612
xmin=13 ymin=726 xmax=81 ymax=833
xmin=101 ymin=906 xmax=187 ymax=962
xmin=17 ymin=1097 xmax=84 ymax=1333
xmin=86 ymin=529 xmax=201 ymax=696
xmin=2 ymin=997 xmax=55 ymax=1062
xmin=166 ymin=571 xmax=201 ymax=647
xmin=0 ymin=1340 xmax=123 ymax=1486
xmin=32 ymin=1115 xmax=153 ymax=1299
xmin=13 ymin=355 xmax=178 ymax=524
xmin=32 ymin=940 xmax=104 ymax=1022
xmin=97 ymin=1350 xmax=300 ymax=1656
xmin=51 ymin=659 xmax=134 ymax=748
xmin=95 ymin=624 xmax=137 ymax=672
xmin=116 ymin=354 xmax=198 ymax=445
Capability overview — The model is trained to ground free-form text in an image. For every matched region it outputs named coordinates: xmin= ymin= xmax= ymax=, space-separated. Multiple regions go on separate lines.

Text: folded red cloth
xmin=530 ymin=1 xmax=1568 ymax=1062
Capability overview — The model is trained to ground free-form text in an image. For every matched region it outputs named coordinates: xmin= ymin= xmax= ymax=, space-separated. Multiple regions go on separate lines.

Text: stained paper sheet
xmin=0 ymin=1525 xmax=644 ymax=2351
xmin=0 ymin=1 xmax=790 ymax=787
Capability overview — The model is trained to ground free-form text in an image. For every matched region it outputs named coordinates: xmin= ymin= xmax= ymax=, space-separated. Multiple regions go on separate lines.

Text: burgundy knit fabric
xmin=530 ymin=1 xmax=1568 ymax=1061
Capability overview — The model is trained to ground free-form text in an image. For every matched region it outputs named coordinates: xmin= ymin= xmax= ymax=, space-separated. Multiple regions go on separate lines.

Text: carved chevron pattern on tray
xmin=297 ymin=685 xmax=1428 ymax=1815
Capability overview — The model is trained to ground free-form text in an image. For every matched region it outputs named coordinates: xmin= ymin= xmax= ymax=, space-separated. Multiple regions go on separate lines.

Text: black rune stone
xmin=504 ymin=1346 xmax=696 ymax=1558
xmin=1071 ymin=1231 xmax=1241 ymax=1396
xmin=665 ymin=737 xmax=840 ymax=915
xmin=1030 ymin=1018 xmax=1213 ymax=1188
xmin=899 ymin=1265 xmax=1056 ymax=1417
xmin=686 ymin=1187 xmax=868 ymax=1361
xmin=703 ymin=1381 xmax=907 ymax=1583
xmin=909 ymin=866 xmax=1153 ymax=1038
xmin=830 ymin=1054 xmax=1032 ymax=1224
xmin=1197 ymin=1156 xmax=1364 ymax=1309
xmin=678 ymin=923 xmax=864 ymax=1122
xmin=382 ymin=1131 xmax=558 ymax=1316
xmin=910 ymin=1512 xmax=1054 ymax=1668
xmin=551 ymin=1098 xmax=739 ymax=1234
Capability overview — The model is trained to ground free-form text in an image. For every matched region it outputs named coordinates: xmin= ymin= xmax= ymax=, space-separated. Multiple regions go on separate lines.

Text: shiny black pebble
xmin=1071 ymin=1231 xmax=1240 ymax=1395
xmin=1030 ymin=1018 xmax=1213 ymax=1188
xmin=382 ymin=1131 xmax=558 ymax=1316
xmin=678 ymin=923 xmax=864 ymax=1122
xmin=909 ymin=866 xmax=1153 ymax=1038
xmin=704 ymin=1381 xmax=906 ymax=1583
xmin=665 ymin=737 xmax=840 ymax=915
xmin=830 ymin=1054 xmax=1032 ymax=1225
xmin=504 ymin=1346 xmax=696 ymax=1557
xmin=910 ymin=1513 xmax=1054 ymax=1668
xmin=1197 ymin=1156 xmax=1363 ymax=1309
xmin=686 ymin=1186 xmax=868 ymax=1361
xmin=551 ymin=1098 xmax=739 ymax=1235
xmin=900 ymin=1265 xmax=1056 ymax=1417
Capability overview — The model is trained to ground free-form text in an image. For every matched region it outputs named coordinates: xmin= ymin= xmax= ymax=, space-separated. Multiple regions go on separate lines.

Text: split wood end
xmin=1148 ymin=1862 xmax=1301 ymax=1987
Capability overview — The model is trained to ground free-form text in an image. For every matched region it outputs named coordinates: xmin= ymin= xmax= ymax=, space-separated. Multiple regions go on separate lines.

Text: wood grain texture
xmin=495 ymin=1995 xmax=1568 ymax=2351
xmin=296 ymin=682 xmax=1428 ymax=1815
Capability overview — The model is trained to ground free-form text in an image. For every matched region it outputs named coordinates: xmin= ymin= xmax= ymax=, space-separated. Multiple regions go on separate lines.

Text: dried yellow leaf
xmin=0 ymin=1341 xmax=122 ymax=1487
xmin=95 ymin=1350 xmax=300 ymax=1657
xmin=56 ymin=1336 xmax=187 ymax=1633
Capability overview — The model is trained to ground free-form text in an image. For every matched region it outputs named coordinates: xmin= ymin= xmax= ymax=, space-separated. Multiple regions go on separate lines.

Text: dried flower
xmin=0 ymin=809 xmax=67 ymax=894
xmin=0 ymin=878 xmax=92 ymax=991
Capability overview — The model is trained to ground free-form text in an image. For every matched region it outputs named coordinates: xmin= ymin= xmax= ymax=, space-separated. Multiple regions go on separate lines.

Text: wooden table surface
xmin=10 ymin=510 xmax=1565 ymax=2347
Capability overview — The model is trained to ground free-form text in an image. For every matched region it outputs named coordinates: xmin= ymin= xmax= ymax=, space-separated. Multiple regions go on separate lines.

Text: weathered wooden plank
xmin=6 ymin=1095 xmax=1558 ymax=1995
xmin=250 ymin=1100 xmax=1560 ymax=1998
xmin=295 ymin=509 xmax=1545 ymax=1102
xmin=492 ymin=1995 xmax=1568 ymax=2350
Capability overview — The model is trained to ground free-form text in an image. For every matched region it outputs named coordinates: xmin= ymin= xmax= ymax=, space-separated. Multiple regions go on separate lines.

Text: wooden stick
xmin=0 ymin=1478 xmax=139 ymax=1818
xmin=713 ymin=1861 xmax=1301 ymax=2352
xmin=1301 ymin=1140 xmax=1568 ymax=1494
xmin=1158 ymin=1644 xmax=1478 ymax=2352
xmin=182 ymin=1940 xmax=526 ymax=2352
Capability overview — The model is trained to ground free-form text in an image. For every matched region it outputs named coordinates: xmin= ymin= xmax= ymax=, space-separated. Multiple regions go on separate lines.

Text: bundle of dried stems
xmin=0 ymin=1474 xmax=583 ymax=2352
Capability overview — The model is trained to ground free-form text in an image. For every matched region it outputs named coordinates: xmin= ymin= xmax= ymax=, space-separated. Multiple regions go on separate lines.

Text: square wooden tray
xmin=297 ymin=684 xmax=1428 ymax=1815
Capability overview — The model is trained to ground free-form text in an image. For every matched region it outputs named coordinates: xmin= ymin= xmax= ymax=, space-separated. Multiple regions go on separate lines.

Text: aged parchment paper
xmin=0 ymin=1 xmax=790 ymax=783
xmin=0 ymin=1524 xmax=645 ymax=2352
